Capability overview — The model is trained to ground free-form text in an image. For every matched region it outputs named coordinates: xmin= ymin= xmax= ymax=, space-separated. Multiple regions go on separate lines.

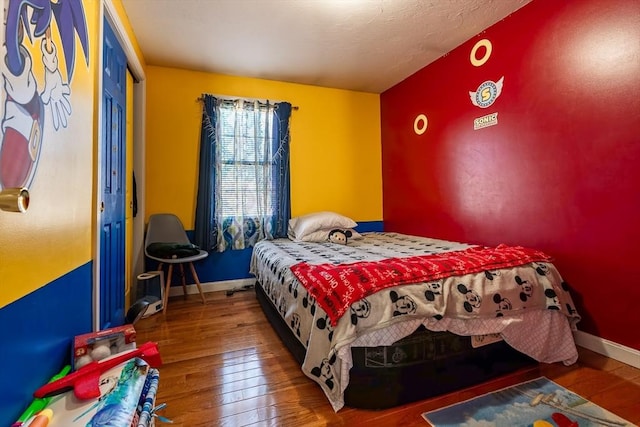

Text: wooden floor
xmin=135 ymin=290 xmax=640 ymax=427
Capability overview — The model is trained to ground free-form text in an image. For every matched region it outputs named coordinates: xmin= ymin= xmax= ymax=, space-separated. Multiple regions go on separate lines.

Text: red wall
xmin=380 ymin=0 xmax=640 ymax=350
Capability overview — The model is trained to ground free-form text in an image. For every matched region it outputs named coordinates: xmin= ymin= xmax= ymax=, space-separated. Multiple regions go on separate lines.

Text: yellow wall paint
xmin=0 ymin=0 xmax=98 ymax=308
xmin=145 ymin=66 xmax=382 ymax=229
xmin=0 ymin=0 xmax=146 ymax=309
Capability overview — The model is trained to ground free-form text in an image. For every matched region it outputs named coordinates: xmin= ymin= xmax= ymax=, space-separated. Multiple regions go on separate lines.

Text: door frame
xmin=94 ymin=0 xmax=147 ymax=331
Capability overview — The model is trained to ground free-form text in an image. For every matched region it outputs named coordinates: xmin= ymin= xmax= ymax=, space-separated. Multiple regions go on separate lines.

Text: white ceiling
xmin=120 ymin=0 xmax=531 ymax=93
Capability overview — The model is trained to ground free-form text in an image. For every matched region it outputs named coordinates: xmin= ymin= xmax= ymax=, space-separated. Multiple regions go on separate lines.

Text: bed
xmin=249 ymin=228 xmax=581 ymax=412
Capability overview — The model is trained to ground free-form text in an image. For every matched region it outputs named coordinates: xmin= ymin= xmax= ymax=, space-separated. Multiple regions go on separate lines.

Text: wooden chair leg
xmin=188 ymin=262 xmax=207 ymax=304
xmin=179 ymin=263 xmax=188 ymax=297
xmin=163 ymin=264 xmax=173 ymax=314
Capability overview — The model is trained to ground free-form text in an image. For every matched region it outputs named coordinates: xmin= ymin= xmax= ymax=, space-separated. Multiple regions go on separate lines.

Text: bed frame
xmin=255 ymin=283 xmax=537 ymax=409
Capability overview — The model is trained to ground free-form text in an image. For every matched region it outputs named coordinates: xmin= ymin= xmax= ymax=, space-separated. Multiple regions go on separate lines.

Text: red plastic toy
xmin=33 ymin=341 xmax=162 ymax=400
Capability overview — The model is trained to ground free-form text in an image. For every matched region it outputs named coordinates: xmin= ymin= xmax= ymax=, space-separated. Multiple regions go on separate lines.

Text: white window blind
xmin=217 ymin=101 xmax=275 ymax=218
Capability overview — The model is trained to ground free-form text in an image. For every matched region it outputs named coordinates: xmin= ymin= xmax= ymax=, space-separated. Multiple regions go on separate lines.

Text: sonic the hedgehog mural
xmin=1 ymin=0 xmax=89 ymax=191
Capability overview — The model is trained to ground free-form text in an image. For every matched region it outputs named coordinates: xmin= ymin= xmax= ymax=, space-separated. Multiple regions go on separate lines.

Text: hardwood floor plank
xmin=135 ymin=291 xmax=640 ymax=426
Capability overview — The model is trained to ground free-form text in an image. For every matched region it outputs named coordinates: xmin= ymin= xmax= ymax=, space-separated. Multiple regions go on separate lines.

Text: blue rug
xmin=422 ymin=377 xmax=633 ymax=427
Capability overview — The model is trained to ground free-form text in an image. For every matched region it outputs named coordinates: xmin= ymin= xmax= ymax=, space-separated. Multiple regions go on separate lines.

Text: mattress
xmin=256 ymin=283 xmax=536 ymax=409
xmin=250 ymin=232 xmax=580 ymax=411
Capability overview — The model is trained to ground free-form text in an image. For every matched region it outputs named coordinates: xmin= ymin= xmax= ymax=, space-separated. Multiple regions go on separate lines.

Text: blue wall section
xmin=182 ymin=244 xmax=255 ymax=282
xmin=0 ymin=262 xmax=93 ymax=425
xmin=354 ymin=220 xmax=384 ymax=233
xmin=145 ymin=231 xmax=256 ymax=284
xmin=192 ymin=222 xmax=384 ymax=283
xmin=146 ymin=222 xmax=385 ymax=285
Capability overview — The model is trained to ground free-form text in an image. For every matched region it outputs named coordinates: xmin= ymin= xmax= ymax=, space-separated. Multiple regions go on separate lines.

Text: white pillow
xmin=288 ymin=211 xmax=357 ymax=240
xmin=292 ymin=228 xmax=362 ymax=243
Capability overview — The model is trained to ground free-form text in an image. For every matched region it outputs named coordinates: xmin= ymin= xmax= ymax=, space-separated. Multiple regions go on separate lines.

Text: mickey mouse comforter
xmin=249 ymin=232 xmax=581 ymax=412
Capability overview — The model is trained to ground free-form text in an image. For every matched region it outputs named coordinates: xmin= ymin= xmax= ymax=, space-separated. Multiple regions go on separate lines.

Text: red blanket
xmin=290 ymin=244 xmax=553 ymax=326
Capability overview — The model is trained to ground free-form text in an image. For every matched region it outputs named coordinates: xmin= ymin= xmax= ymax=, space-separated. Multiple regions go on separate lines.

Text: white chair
xmin=144 ymin=213 xmax=208 ymax=312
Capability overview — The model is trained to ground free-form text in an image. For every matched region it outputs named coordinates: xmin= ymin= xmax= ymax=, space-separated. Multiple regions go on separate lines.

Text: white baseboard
xmin=574 ymin=330 xmax=640 ymax=369
xmin=168 ymin=278 xmax=255 ymax=297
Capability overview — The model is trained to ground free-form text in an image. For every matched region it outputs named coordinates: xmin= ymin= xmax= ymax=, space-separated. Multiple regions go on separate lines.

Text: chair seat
xmin=146 ymin=249 xmax=209 ymax=264
xmin=144 ymin=213 xmax=209 ymax=312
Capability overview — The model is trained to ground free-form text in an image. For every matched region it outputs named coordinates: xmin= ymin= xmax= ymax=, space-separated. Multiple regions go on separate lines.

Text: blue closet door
xmin=100 ymin=18 xmax=127 ymax=328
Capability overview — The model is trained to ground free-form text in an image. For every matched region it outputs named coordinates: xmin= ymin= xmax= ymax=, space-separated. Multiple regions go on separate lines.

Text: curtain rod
xmin=196 ymin=95 xmax=299 ymax=110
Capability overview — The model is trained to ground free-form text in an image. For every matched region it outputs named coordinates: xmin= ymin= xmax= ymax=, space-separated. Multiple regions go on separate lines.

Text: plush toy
xmin=328 ymin=229 xmax=352 ymax=245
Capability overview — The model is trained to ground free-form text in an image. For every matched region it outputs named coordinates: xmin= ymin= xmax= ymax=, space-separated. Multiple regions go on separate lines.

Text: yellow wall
xmin=0 ymin=0 xmax=145 ymax=309
xmin=145 ymin=66 xmax=382 ymax=228
xmin=0 ymin=0 xmax=98 ymax=308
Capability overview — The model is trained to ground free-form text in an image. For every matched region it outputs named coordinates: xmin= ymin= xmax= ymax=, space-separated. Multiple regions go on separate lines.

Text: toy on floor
xmin=21 ymin=409 xmax=52 ymax=427
xmin=11 ymin=366 xmax=70 ymax=427
xmin=33 ymin=341 xmax=162 ymax=400
xmin=73 ymin=325 xmax=137 ymax=370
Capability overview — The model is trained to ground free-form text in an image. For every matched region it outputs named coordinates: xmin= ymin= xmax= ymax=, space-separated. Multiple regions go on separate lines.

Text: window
xmin=218 ymin=101 xmax=274 ymax=218
xmin=194 ymin=95 xmax=292 ymax=252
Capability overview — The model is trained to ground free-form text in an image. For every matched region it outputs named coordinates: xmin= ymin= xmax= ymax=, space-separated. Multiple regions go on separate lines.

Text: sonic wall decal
xmin=469 ymin=77 xmax=504 ymax=109
xmin=413 ymin=114 xmax=428 ymax=135
xmin=0 ymin=0 xmax=90 ymax=191
xmin=470 ymin=38 xmax=492 ymax=67
xmin=474 ymin=112 xmax=499 ymax=130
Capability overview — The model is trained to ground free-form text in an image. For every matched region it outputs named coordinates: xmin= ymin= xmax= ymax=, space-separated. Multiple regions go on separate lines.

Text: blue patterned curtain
xmin=194 ymin=95 xmax=291 ymax=251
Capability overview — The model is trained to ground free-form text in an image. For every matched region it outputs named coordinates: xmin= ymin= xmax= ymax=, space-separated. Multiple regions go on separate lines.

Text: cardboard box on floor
xmin=72 ymin=325 xmax=136 ymax=371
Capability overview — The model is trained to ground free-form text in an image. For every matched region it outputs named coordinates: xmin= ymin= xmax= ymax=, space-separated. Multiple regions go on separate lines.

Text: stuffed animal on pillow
xmin=328 ymin=229 xmax=352 ymax=245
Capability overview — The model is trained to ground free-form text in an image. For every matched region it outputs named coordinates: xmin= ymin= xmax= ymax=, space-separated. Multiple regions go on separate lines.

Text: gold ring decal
xmin=470 ymin=39 xmax=492 ymax=67
xmin=414 ymin=114 xmax=428 ymax=135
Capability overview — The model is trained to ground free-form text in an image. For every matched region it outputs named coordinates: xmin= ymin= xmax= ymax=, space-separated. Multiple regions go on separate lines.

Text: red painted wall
xmin=381 ymin=0 xmax=640 ymax=350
